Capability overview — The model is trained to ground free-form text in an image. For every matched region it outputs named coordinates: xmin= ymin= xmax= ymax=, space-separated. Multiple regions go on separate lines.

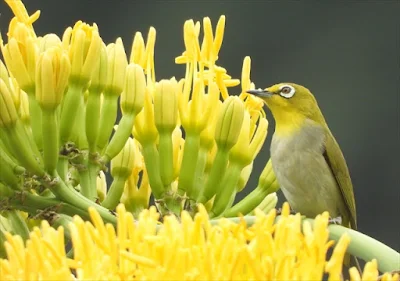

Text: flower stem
xmin=158 ymin=130 xmax=174 ymax=188
xmin=96 ymin=94 xmax=119 ymax=153
xmin=101 ymin=176 xmax=126 ymax=210
xmin=27 ymin=93 xmax=43 ymax=151
xmin=190 ymin=146 xmax=208 ymax=200
xmin=178 ymin=133 xmax=200 ymax=196
xmin=85 ymin=91 xmax=101 ymax=152
xmin=141 ymin=143 xmax=164 ymax=199
xmin=56 ymin=156 xmax=69 ymax=181
xmin=3 ymin=210 xmax=30 ymax=241
xmin=59 ymin=84 xmax=84 ymax=144
xmin=103 ymin=113 xmax=136 ymax=162
xmin=41 ymin=109 xmax=60 ymax=173
xmin=198 ymin=147 xmax=229 ymax=203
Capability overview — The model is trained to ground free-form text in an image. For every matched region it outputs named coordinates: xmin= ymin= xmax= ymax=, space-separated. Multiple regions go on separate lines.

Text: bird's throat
xmin=272 ymin=109 xmax=307 ymax=137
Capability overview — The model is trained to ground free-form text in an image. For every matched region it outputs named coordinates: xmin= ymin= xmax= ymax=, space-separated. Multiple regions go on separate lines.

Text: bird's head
xmin=247 ymin=83 xmax=325 ymax=133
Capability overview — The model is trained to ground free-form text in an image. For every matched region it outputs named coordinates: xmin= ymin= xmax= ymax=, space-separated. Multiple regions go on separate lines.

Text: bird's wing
xmin=323 ymin=129 xmax=357 ymax=229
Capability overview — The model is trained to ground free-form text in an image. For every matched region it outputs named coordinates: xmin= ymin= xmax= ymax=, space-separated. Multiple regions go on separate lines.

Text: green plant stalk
xmin=101 ymin=176 xmax=127 ymax=210
xmin=157 ymin=130 xmax=174 ymax=189
xmin=177 ymin=133 xmax=200 ymax=196
xmin=209 ymin=162 xmax=242 ymax=218
xmin=190 ymin=146 xmax=208 ymax=200
xmin=209 ymin=216 xmax=400 ymax=273
xmin=59 ymin=83 xmax=84 ymax=144
xmin=23 ymin=124 xmax=44 ymax=164
xmin=41 ymin=109 xmax=60 ymax=173
xmin=103 ymin=113 xmax=136 ymax=162
xmin=57 ymin=156 xmax=69 ymax=181
xmin=0 ymin=183 xmax=15 ymax=197
xmin=3 ymin=210 xmax=30 ymax=241
xmin=74 ymin=99 xmax=89 ymax=150
xmin=3 ymin=122 xmax=45 ymax=176
xmin=85 ymin=91 xmax=101 ymax=152
xmin=223 ymin=179 xmax=279 ymax=217
xmin=27 ymin=93 xmax=43 ymax=151
xmin=198 ymin=147 xmax=229 ymax=204
xmin=141 ymin=143 xmax=164 ymax=199
xmin=96 ymin=94 xmax=119 ymax=153
xmin=0 ymin=228 xmax=6 ymax=258
xmin=41 ymin=172 xmax=117 ymax=225
xmin=78 ymin=166 xmax=96 ymax=202
xmin=0 ymin=158 xmax=20 ymax=190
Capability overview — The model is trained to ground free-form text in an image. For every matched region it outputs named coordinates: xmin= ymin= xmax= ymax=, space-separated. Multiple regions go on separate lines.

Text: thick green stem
xmin=59 ymin=84 xmax=84 ymax=144
xmin=158 ymin=130 xmax=174 ymax=188
xmin=177 ymin=133 xmax=200 ymax=196
xmin=96 ymin=94 xmax=119 ymax=153
xmin=210 ymin=163 xmax=242 ymax=218
xmin=57 ymin=156 xmax=69 ymax=181
xmin=198 ymin=147 xmax=229 ymax=203
xmin=191 ymin=146 xmax=208 ymax=200
xmin=41 ymin=109 xmax=59 ymax=173
xmin=85 ymin=91 xmax=101 ymax=152
xmin=103 ymin=113 xmax=136 ymax=162
xmin=51 ymin=214 xmax=73 ymax=241
xmin=223 ymin=179 xmax=279 ymax=217
xmin=101 ymin=176 xmax=127 ymax=210
xmin=27 ymin=94 xmax=43 ymax=151
xmin=0 ymin=151 xmax=21 ymax=190
xmin=142 ymin=143 xmax=164 ymax=199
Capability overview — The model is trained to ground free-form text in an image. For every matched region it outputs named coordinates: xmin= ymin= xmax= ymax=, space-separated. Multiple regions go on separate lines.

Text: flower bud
xmin=89 ymin=42 xmax=108 ymax=93
xmin=1 ymin=22 xmax=38 ymax=93
xmin=35 ymin=46 xmax=71 ymax=110
xmin=154 ymin=78 xmax=178 ymax=132
xmin=133 ymin=89 xmax=158 ymax=144
xmin=96 ymin=171 xmax=107 ymax=202
xmin=0 ymin=78 xmax=19 ymax=128
xmin=39 ymin=33 xmax=62 ymax=52
xmin=214 ymin=96 xmax=245 ymax=151
xmin=67 ymin=21 xmax=102 ymax=85
xmin=121 ymin=63 xmax=145 ymax=115
xmin=19 ymin=91 xmax=30 ymax=125
xmin=111 ymin=137 xmax=135 ymax=178
xmin=105 ymin=38 xmax=128 ymax=96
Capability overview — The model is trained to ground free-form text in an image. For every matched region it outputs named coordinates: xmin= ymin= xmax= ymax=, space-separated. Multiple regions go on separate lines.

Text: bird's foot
xmin=276 ymin=207 xmax=297 ymax=216
xmin=329 ymin=216 xmax=342 ymax=225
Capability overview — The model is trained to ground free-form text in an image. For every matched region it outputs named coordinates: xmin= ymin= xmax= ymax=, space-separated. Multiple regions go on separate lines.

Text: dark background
xmin=1 ymin=1 xmax=399 ymax=252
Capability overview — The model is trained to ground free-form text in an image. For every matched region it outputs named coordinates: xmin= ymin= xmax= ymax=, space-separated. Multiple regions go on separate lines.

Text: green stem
xmin=101 ymin=176 xmax=127 ymax=210
xmin=158 ymin=130 xmax=174 ymax=188
xmin=41 ymin=109 xmax=59 ymax=173
xmin=96 ymin=94 xmax=119 ymax=153
xmin=142 ymin=143 xmax=164 ymax=199
xmin=103 ymin=113 xmax=136 ymax=162
xmin=3 ymin=210 xmax=30 ymax=241
xmin=0 ymin=150 xmax=21 ymax=190
xmin=198 ymin=147 xmax=229 ymax=203
xmin=27 ymin=94 xmax=43 ymax=151
xmin=210 ymin=163 xmax=243 ymax=218
xmin=177 ymin=133 xmax=200 ymax=196
xmin=50 ymin=214 xmax=73 ymax=241
xmin=4 ymin=122 xmax=45 ymax=176
xmin=59 ymin=84 xmax=84 ymax=144
xmin=0 ymin=228 xmax=6 ymax=258
xmin=85 ymin=91 xmax=101 ymax=152
xmin=57 ymin=156 xmax=69 ymax=181
xmin=209 ymin=216 xmax=400 ymax=273
xmin=223 ymin=179 xmax=279 ymax=217
xmin=191 ymin=146 xmax=208 ymax=200
xmin=23 ymin=124 xmax=44 ymax=164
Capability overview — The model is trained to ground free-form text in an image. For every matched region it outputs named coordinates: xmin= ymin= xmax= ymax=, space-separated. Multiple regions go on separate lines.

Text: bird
xmin=247 ymin=82 xmax=357 ymax=231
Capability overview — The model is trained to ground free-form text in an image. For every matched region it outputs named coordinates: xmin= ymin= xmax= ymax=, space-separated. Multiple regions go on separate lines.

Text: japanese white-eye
xmin=247 ymin=83 xmax=357 ymax=229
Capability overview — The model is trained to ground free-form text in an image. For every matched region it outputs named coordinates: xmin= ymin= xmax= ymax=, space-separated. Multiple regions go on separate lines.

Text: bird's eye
xmin=279 ymin=85 xmax=295 ymax=98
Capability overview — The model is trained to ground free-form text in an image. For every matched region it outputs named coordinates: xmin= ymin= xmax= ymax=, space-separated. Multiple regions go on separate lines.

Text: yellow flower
xmin=1 ymin=204 xmax=395 ymax=280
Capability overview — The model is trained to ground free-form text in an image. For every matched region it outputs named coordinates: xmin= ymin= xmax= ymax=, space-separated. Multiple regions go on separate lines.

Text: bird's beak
xmin=246 ymin=89 xmax=274 ymax=98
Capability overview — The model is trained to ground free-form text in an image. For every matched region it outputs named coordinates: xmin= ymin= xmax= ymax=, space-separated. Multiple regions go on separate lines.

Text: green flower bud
xmin=105 ymin=38 xmax=128 ymax=96
xmin=154 ymin=78 xmax=178 ymax=133
xmin=121 ymin=63 xmax=145 ymax=115
xmin=110 ymin=137 xmax=135 ymax=179
xmin=214 ymin=96 xmax=245 ymax=150
xmin=96 ymin=171 xmax=107 ymax=202
xmin=89 ymin=42 xmax=108 ymax=93
xmin=35 ymin=46 xmax=71 ymax=110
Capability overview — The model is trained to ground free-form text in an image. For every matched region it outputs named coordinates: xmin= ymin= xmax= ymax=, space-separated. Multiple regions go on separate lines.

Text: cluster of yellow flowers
xmin=1 ymin=203 xmax=397 ymax=280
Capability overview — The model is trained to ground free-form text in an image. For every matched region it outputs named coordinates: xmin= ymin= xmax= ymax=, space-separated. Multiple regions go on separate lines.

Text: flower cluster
xmin=1 ymin=203 xmax=398 ymax=280
xmin=0 ymin=0 xmax=399 ymax=279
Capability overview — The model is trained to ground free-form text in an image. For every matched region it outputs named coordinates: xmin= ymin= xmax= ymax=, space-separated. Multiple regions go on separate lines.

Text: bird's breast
xmin=271 ymin=119 xmax=342 ymax=218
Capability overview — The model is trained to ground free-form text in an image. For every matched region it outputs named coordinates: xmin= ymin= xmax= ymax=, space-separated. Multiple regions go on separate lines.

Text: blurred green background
xmin=1 ymin=1 xmax=399 ymax=252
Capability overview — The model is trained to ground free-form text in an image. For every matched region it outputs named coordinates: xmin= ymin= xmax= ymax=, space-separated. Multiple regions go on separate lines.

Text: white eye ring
xmin=279 ymin=85 xmax=295 ymax=99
